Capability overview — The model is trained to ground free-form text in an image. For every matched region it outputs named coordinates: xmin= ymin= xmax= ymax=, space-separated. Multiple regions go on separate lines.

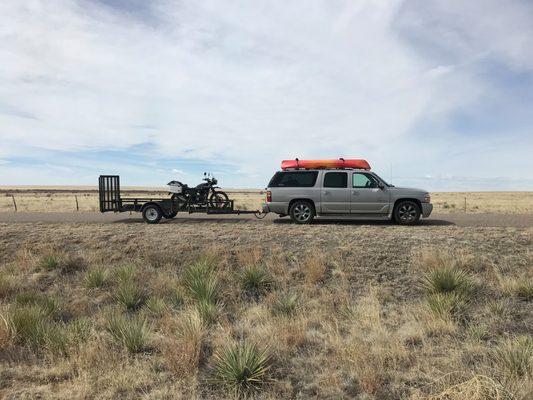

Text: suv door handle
xmin=352 ymin=191 xmax=360 ymax=195
xmin=324 ymin=190 xmax=331 ymax=195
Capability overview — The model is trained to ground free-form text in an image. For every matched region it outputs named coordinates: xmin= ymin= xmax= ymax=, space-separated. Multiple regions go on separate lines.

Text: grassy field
xmin=0 ymin=221 xmax=532 ymax=399
xmin=0 ymin=187 xmax=532 ymax=214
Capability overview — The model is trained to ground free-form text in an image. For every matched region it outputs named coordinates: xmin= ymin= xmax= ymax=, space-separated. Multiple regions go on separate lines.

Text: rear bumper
xmin=422 ymin=203 xmax=433 ymax=218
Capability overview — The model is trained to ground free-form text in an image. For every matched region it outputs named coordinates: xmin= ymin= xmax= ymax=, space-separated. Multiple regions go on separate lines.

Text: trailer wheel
xmin=142 ymin=205 xmax=163 ymax=224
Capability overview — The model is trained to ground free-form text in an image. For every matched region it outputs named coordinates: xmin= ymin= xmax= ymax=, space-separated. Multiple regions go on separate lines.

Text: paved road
xmin=0 ymin=212 xmax=531 ymax=228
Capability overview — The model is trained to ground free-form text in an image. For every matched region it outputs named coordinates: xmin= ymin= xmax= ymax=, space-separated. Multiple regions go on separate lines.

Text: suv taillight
xmin=266 ymin=190 xmax=272 ymax=202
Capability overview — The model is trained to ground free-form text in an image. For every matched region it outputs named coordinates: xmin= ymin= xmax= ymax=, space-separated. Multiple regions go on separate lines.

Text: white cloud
xmin=0 ymin=0 xmax=532 ymax=187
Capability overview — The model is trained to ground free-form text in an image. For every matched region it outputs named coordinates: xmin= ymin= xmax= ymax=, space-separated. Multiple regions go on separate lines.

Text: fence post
xmin=464 ymin=197 xmax=467 ymax=213
xmin=11 ymin=195 xmax=17 ymax=212
xmin=75 ymin=195 xmax=79 ymax=211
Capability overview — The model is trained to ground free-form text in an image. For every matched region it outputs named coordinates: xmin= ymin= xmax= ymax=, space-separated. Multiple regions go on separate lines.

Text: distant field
xmin=0 ymin=187 xmax=531 ymax=214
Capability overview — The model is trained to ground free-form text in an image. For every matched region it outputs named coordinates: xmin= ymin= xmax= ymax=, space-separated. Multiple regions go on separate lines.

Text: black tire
xmin=209 ymin=191 xmax=230 ymax=209
xmin=142 ymin=204 xmax=163 ymax=224
xmin=289 ymin=201 xmax=314 ymax=224
xmin=164 ymin=211 xmax=178 ymax=219
xmin=394 ymin=200 xmax=421 ymax=225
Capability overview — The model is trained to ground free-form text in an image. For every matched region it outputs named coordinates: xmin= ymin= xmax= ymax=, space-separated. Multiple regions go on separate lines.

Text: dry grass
xmin=1 ymin=187 xmax=532 ymax=214
xmin=0 ymin=221 xmax=531 ymax=399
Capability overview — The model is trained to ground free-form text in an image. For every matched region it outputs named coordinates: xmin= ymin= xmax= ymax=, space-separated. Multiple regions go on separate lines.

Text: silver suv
xmin=262 ymin=169 xmax=433 ymax=225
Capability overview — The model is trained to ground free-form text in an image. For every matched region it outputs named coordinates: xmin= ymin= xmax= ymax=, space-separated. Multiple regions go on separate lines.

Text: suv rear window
xmin=269 ymin=171 xmax=318 ymax=187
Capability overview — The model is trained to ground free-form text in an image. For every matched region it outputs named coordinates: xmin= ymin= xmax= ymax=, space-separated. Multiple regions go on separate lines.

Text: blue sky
xmin=1 ymin=0 xmax=532 ymax=190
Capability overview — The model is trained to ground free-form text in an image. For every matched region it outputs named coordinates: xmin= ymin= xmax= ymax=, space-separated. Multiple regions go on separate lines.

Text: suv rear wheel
xmin=290 ymin=201 xmax=314 ymax=224
xmin=394 ymin=200 xmax=421 ymax=225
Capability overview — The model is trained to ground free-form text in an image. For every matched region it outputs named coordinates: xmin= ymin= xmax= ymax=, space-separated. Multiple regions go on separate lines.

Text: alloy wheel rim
xmin=294 ymin=204 xmax=311 ymax=221
xmin=398 ymin=204 xmax=416 ymax=221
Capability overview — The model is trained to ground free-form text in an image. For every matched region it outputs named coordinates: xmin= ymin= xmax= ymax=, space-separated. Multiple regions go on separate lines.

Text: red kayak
xmin=281 ymin=158 xmax=370 ymax=170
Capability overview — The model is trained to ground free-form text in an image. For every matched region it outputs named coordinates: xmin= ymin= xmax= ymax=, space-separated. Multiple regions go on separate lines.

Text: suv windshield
xmin=269 ymin=171 xmax=318 ymax=187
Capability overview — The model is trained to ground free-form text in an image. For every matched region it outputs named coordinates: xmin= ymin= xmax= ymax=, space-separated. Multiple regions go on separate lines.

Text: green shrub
xmin=239 ymin=265 xmax=273 ymax=296
xmin=183 ymin=262 xmax=220 ymax=304
xmin=211 ymin=341 xmax=271 ymax=395
xmin=493 ymin=336 xmax=533 ymax=378
xmin=107 ymin=313 xmax=150 ymax=354
xmin=114 ymin=281 xmax=147 ymax=311
xmin=271 ymin=293 xmax=301 ymax=317
xmin=422 ymin=267 xmax=474 ymax=296
xmin=427 ymin=292 xmax=468 ymax=319
xmin=84 ymin=267 xmax=109 ymax=289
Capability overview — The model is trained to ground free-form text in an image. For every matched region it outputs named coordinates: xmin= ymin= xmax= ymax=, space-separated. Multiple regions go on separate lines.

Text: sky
xmin=1 ymin=0 xmax=532 ymax=190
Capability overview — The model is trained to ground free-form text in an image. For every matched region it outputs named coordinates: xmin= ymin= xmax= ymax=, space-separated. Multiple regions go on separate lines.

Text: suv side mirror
xmin=378 ymin=182 xmax=385 ymax=189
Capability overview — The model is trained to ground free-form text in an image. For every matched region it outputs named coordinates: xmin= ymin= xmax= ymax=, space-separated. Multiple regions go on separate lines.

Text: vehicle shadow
xmin=273 ymin=218 xmax=455 ymax=226
xmin=114 ymin=216 xmax=454 ymax=226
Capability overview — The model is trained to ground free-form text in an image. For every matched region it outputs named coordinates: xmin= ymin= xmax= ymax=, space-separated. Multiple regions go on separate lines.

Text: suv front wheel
xmin=289 ymin=201 xmax=314 ymax=224
xmin=394 ymin=200 xmax=421 ymax=225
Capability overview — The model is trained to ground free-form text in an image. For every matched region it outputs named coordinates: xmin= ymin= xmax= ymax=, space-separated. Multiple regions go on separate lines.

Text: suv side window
xmin=269 ymin=171 xmax=318 ymax=187
xmin=353 ymin=173 xmax=378 ymax=188
xmin=324 ymin=172 xmax=347 ymax=188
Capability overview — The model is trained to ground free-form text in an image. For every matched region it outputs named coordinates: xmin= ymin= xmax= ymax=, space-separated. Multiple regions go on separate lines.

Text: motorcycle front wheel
xmin=209 ymin=191 xmax=230 ymax=209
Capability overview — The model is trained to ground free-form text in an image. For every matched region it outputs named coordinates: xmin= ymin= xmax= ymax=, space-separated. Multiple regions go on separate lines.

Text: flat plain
xmin=1 ymin=187 xmax=532 ymax=214
xmin=0 ymin=188 xmax=532 ymax=399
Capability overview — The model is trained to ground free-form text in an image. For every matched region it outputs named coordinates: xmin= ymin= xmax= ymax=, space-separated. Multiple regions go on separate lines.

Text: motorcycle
xmin=168 ymin=172 xmax=230 ymax=210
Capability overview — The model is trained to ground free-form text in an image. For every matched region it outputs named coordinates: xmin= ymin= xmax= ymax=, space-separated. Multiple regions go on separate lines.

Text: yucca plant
xmin=39 ymin=255 xmax=60 ymax=271
xmin=114 ymin=281 xmax=147 ymax=311
xmin=211 ymin=341 xmax=271 ymax=395
xmin=422 ymin=267 xmax=475 ymax=296
xmin=195 ymin=300 xmax=220 ymax=325
xmin=107 ymin=313 xmax=150 ymax=354
xmin=0 ymin=274 xmax=16 ymax=298
xmin=14 ymin=291 xmax=60 ymax=318
xmin=183 ymin=262 xmax=220 ymax=304
xmin=84 ymin=267 xmax=109 ymax=289
xmin=427 ymin=292 xmax=468 ymax=319
xmin=239 ymin=265 xmax=274 ymax=297
xmin=115 ymin=264 xmax=137 ymax=284
xmin=271 ymin=293 xmax=301 ymax=317
xmin=144 ymin=296 xmax=168 ymax=317
xmin=7 ymin=304 xmax=48 ymax=349
xmin=515 ymin=281 xmax=533 ymax=301
xmin=493 ymin=336 xmax=533 ymax=379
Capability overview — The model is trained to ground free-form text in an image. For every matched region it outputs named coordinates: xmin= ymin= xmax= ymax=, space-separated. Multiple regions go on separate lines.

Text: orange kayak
xmin=281 ymin=158 xmax=370 ymax=170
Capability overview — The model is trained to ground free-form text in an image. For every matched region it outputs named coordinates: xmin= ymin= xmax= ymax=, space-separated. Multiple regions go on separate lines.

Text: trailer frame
xmin=99 ymin=175 xmax=264 ymax=223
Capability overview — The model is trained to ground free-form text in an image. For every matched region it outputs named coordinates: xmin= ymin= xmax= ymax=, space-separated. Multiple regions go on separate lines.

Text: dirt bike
xmin=167 ymin=173 xmax=230 ymax=215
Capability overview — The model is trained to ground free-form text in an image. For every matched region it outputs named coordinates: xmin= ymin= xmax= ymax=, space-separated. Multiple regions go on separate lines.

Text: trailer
xmin=98 ymin=175 xmax=265 ymax=224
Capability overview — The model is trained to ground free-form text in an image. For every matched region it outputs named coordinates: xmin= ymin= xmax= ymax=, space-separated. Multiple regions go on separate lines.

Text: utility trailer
xmin=99 ymin=175 xmax=264 ymax=224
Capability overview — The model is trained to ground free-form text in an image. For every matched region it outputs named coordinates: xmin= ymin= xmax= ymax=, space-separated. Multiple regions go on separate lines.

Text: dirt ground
xmin=0 ymin=221 xmax=532 ymax=399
